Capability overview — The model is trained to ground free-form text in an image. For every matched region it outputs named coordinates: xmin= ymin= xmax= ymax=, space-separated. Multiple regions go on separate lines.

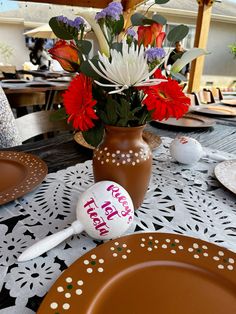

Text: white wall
xmin=157 ymin=12 xmax=236 ymax=87
xmin=0 ymin=22 xmax=30 ymax=69
xmin=204 ymin=20 xmax=236 ymax=77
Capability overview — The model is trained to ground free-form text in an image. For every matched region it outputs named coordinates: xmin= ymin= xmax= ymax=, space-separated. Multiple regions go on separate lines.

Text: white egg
xmin=76 ymin=181 xmax=134 ymax=240
xmin=170 ymin=137 xmax=203 ymax=164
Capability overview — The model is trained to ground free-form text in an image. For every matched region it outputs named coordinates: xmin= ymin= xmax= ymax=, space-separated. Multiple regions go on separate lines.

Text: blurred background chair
xmin=191 ymin=90 xmax=215 ymax=106
xmin=6 ymin=92 xmax=46 ymax=117
xmin=15 ymin=110 xmax=71 ymax=143
xmin=0 ymin=65 xmax=18 ymax=80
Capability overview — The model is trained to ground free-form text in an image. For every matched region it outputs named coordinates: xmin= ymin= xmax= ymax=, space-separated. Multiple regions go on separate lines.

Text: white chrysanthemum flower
xmin=89 ymin=41 xmax=166 ymax=94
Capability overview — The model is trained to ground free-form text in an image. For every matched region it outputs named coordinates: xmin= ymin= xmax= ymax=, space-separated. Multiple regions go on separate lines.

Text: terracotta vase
xmin=93 ymin=125 xmax=152 ymax=209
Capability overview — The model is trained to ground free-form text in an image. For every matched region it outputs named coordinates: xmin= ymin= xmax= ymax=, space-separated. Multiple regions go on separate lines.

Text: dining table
xmin=1 ymin=79 xmax=70 ymax=112
xmin=1 ymin=115 xmax=236 ymax=313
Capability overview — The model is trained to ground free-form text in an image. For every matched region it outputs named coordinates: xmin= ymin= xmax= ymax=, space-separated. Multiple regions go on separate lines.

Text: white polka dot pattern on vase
xmin=93 ymin=147 xmax=151 ymax=167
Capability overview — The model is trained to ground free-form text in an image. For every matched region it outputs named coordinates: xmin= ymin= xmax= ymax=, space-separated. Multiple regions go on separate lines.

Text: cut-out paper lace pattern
xmin=0 ymin=137 xmax=236 ymax=313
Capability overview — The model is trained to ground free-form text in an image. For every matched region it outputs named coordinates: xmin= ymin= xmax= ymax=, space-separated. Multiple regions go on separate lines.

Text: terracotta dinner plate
xmin=193 ymin=105 xmax=236 ymax=116
xmin=152 ymin=113 xmax=215 ymax=128
xmin=47 ymin=78 xmax=71 ymax=83
xmin=1 ymin=79 xmax=28 ymax=84
xmin=37 ymin=233 xmax=236 ymax=314
xmin=26 ymin=82 xmax=54 ymax=88
xmin=221 ymin=99 xmax=236 ymax=106
xmin=0 ymin=151 xmax=47 ymax=205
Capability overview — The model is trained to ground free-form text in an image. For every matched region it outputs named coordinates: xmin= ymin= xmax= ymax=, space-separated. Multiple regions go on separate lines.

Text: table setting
xmin=1 ymin=135 xmax=236 ymax=313
xmin=1 ymin=2 xmax=236 ymax=313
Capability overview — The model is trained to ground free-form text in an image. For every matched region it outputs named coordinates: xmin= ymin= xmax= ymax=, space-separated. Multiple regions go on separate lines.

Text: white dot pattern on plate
xmin=93 ymin=147 xmax=151 ymax=167
xmin=45 ymin=235 xmax=236 ymax=313
xmin=0 ymin=151 xmax=47 ymax=204
xmin=76 ymin=289 xmax=83 ymax=295
xmin=188 ymin=243 xmax=208 ymax=259
xmin=77 ymin=280 xmax=83 ymax=286
xmin=109 ymin=242 xmax=132 ymax=258
xmin=63 ymin=303 xmax=70 ymax=310
xmin=50 ymin=302 xmax=58 ymax=309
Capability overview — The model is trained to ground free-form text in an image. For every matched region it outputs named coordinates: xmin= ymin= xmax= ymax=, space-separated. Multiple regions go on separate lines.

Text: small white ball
xmin=170 ymin=137 xmax=203 ymax=164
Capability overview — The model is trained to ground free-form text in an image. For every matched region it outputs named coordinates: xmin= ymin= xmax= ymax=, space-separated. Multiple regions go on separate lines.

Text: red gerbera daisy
xmin=63 ymin=74 xmax=98 ymax=131
xmin=142 ymin=70 xmax=190 ymax=121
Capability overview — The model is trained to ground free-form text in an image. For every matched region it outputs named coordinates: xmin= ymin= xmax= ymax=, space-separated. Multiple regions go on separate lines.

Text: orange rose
xmin=49 ymin=40 xmax=80 ymax=72
xmin=137 ymin=23 xmax=166 ymax=48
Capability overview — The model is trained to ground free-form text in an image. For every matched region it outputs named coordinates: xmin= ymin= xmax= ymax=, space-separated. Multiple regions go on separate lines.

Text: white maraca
xmin=170 ymin=136 xmax=228 ymax=164
xmin=18 ymin=181 xmax=134 ymax=262
xmin=170 ymin=136 xmax=203 ymax=164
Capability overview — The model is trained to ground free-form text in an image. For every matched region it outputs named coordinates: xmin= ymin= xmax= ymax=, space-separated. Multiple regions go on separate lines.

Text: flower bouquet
xmin=49 ymin=0 xmax=206 ymax=147
xmin=48 ymin=1 xmax=207 ymax=208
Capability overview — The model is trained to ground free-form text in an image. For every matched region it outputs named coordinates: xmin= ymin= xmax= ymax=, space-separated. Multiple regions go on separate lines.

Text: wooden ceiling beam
xmin=17 ymin=0 xmax=111 ymax=8
xmin=121 ymin=0 xmax=144 ymax=11
xmin=17 ymin=0 xmax=145 ymax=9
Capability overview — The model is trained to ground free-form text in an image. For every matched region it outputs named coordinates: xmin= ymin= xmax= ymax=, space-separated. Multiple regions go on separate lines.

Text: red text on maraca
xmin=84 ymin=198 xmax=109 ymax=236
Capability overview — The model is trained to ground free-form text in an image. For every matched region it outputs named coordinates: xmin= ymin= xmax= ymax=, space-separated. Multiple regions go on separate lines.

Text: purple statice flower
xmin=95 ymin=10 xmax=107 ymax=21
xmin=57 ymin=15 xmax=84 ymax=30
xmin=95 ymin=2 xmax=123 ymax=21
xmin=57 ymin=15 xmax=69 ymax=24
xmin=127 ymin=28 xmax=136 ymax=37
xmin=145 ymin=47 xmax=166 ymax=62
xmin=105 ymin=2 xmax=123 ymax=20
xmin=71 ymin=17 xmax=85 ymax=29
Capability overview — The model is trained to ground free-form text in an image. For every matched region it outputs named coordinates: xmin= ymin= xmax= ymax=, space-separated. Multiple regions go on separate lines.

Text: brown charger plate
xmin=153 ymin=113 xmax=215 ymax=128
xmin=1 ymin=79 xmax=28 ymax=84
xmin=74 ymin=130 xmax=162 ymax=151
xmin=221 ymin=99 xmax=236 ymax=106
xmin=193 ymin=105 xmax=236 ymax=116
xmin=0 ymin=151 xmax=47 ymax=205
xmin=37 ymin=232 xmax=236 ymax=314
xmin=47 ymin=78 xmax=71 ymax=83
xmin=26 ymin=82 xmax=55 ymax=88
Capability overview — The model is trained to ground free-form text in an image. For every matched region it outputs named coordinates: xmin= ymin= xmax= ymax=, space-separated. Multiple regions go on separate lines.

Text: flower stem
xmin=143 ymin=3 xmax=155 ymax=17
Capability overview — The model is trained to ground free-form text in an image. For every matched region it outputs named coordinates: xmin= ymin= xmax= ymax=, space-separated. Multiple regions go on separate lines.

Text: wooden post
xmin=187 ymin=0 xmax=214 ymax=93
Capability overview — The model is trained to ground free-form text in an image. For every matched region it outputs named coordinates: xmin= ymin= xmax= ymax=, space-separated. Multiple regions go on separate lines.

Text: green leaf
xmin=170 ymin=72 xmax=187 ymax=82
xmin=106 ymin=98 xmax=118 ymax=124
xmin=78 ymin=40 xmax=92 ymax=55
xmin=113 ymin=15 xmax=124 ymax=35
xmin=82 ymin=124 xmax=104 ymax=147
xmin=152 ymin=14 xmax=167 ymax=25
xmin=142 ymin=18 xmax=154 ymax=25
xmin=99 ymin=111 xmax=109 ymax=125
xmin=49 ymin=17 xmax=74 ymax=40
xmin=167 ymin=24 xmax=189 ymax=43
xmin=49 ymin=107 xmax=67 ymax=122
xmin=131 ymin=13 xmax=145 ymax=26
xmin=117 ymin=118 xmax=128 ymax=127
xmin=117 ymin=98 xmax=131 ymax=118
xmin=111 ymin=42 xmax=123 ymax=53
xmin=80 ymin=58 xmax=100 ymax=79
xmin=143 ymin=14 xmax=166 ymax=26
xmin=155 ymin=0 xmax=170 ymax=3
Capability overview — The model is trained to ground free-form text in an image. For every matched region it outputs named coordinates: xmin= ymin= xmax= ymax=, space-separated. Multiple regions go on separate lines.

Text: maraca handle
xmin=18 ymin=227 xmax=74 ymax=262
